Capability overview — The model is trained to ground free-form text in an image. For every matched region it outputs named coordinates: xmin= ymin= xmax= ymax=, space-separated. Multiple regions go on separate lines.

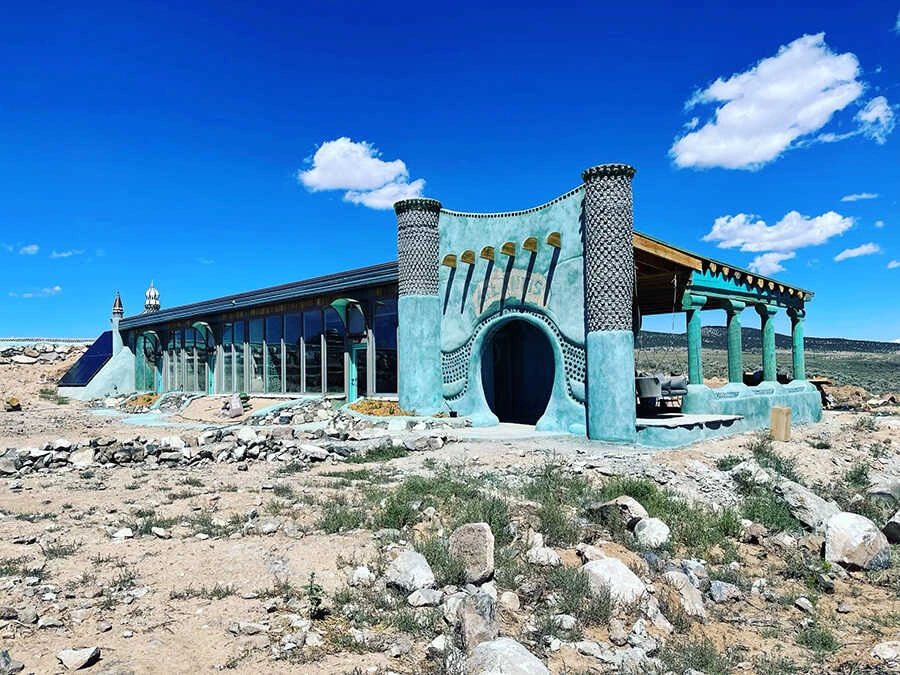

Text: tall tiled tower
xmin=394 ymin=198 xmax=443 ymax=414
xmin=581 ymin=164 xmax=637 ymax=443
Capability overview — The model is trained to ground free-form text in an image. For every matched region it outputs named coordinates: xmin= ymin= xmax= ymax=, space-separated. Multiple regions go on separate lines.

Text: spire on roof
xmin=144 ymin=281 xmax=160 ymax=313
xmin=112 ymin=291 xmax=124 ymax=318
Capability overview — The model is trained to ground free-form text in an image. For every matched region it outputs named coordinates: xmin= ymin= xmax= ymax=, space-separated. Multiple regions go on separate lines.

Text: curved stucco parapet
xmin=438 ymin=185 xmax=586 ymax=354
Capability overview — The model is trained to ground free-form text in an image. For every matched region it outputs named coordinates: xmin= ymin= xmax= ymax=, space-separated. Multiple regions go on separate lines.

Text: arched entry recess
xmin=191 ymin=322 xmax=216 ymax=394
xmin=466 ymin=312 xmax=573 ymax=430
xmin=329 ymin=299 xmax=368 ymax=401
xmin=136 ymin=330 xmax=163 ymax=393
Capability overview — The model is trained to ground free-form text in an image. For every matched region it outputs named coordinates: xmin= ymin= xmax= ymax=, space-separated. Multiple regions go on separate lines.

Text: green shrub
xmin=414 ymin=537 xmax=466 ymax=586
xmin=715 ymin=455 xmax=744 ymax=471
xmin=317 ymin=503 xmax=366 ymax=534
xmin=740 ymin=486 xmax=801 ymax=533
xmin=346 ymin=445 xmax=408 ymax=464
xmin=546 ymin=565 xmax=611 ymax=626
xmin=658 ymin=636 xmax=733 ymax=675
xmin=795 ymin=624 xmax=838 ymax=654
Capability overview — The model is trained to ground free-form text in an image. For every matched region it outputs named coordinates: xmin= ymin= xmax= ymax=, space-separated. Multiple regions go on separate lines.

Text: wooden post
xmin=770 ymin=406 xmax=791 ymax=441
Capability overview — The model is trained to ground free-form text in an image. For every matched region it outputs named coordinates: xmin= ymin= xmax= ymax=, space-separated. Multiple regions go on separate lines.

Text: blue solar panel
xmin=58 ymin=331 xmax=112 ymax=387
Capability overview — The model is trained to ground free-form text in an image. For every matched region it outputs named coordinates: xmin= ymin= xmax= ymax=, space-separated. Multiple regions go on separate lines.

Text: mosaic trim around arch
xmin=441 ymin=307 xmax=586 ymax=403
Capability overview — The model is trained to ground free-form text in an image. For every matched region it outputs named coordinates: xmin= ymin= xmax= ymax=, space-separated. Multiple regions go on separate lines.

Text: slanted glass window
xmin=284 ymin=313 xmax=301 ymax=392
xmin=249 ymin=318 xmax=264 ymax=393
xmin=265 ymin=315 xmax=283 ymax=393
xmin=303 ymin=310 xmax=322 ymax=393
xmin=233 ymin=321 xmax=245 ymax=393
xmin=166 ymin=333 xmax=176 ymax=391
xmin=347 ymin=302 xmax=366 ymax=336
xmin=325 ymin=306 xmax=345 ymax=394
xmin=373 ymin=298 xmax=398 ymax=393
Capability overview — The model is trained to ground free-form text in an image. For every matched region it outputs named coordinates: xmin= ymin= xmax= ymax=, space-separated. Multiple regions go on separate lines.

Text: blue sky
xmin=1 ymin=1 xmax=898 ymax=341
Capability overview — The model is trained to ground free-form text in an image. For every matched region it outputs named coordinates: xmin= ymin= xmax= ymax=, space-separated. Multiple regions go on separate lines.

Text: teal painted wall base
xmin=585 ymin=330 xmax=636 ymax=443
xmin=398 ymin=295 xmax=443 ymax=415
xmin=59 ymin=348 xmax=136 ymax=401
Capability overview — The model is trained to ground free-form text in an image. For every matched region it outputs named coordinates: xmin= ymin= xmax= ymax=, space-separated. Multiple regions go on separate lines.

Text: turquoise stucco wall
xmin=59 ymin=346 xmax=136 ymax=401
xmin=398 ymin=295 xmax=443 ymax=415
xmin=437 ymin=187 xmax=587 ymax=433
xmin=586 ymin=330 xmax=636 ymax=443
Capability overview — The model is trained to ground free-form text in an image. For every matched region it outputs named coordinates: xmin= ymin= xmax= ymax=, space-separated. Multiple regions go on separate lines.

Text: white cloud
xmin=895 ymin=9 xmax=900 ymax=33
xmin=834 ymin=242 xmax=881 ymax=261
xmin=840 ymin=192 xmax=878 ymax=201
xmin=856 ymin=96 xmax=895 ymax=144
xmin=19 ymin=244 xmax=39 ymax=255
xmin=9 ymin=285 xmax=62 ymax=298
xmin=196 ymin=257 xmax=215 ymax=265
xmin=748 ymin=251 xmax=796 ymax=275
xmin=875 ymin=220 xmax=885 ymax=228
xmin=297 ymin=137 xmax=425 ymax=210
xmin=50 ymin=249 xmax=84 ymax=258
xmin=703 ymin=210 xmax=853 ymax=252
xmin=345 ymin=179 xmax=426 ymax=210
xmin=888 ymin=260 xmax=900 ymax=269
xmin=671 ymin=34 xmax=893 ymax=170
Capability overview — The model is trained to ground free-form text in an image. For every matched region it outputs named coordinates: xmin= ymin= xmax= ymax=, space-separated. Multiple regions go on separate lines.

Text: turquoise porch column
xmin=788 ymin=307 xmax=806 ymax=381
xmin=682 ymin=294 xmax=706 ymax=385
xmin=756 ymin=304 xmax=777 ymax=382
xmin=394 ymin=198 xmax=444 ymax=415
xmin=111 ymin=292 xmax=124 ymax=356
xmin=581 ymin=164 xmax=637 ymax=443
xmin=723 ymin=299 xmax=745 ymax=384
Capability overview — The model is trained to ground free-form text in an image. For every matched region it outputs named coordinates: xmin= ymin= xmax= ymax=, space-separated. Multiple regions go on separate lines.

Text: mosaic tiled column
xmin=581 ymin=164 xmax=637 ymax=443
xmin=787 ymin=307 xmax=806 ymax=381
xmin=395 ymin=198 xmax=443 ymax=415
xmin=756 ymin=304 xmax=778 ymax=382
xmin=723 ymin=299 xmax=745 ymax=384
xmin=682 ymin=294 xmax=707 ymax=385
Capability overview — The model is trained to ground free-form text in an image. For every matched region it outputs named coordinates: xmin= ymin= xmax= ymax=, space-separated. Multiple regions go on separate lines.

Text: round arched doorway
xmin=481 ymin=319 xmax=554 ymax=425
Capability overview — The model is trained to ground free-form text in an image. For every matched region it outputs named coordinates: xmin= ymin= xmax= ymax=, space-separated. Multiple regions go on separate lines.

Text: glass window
xmin=265 ymin=315 xmax=283 ymax=393
xmin=285 ymin=313 xmax=301 ymax=392
xmin=249 ymin=318 xmax=264 ymax=393
xmin=347 ymin=302 xmax=366 ymax=336
xmin=195 ymin=325 xmax=211 ymax=394
xmin=233 ymin=321 xmax=245 ymax=394
xmin=184 ymin=328 xmax=196 ymax=391
xmin=373 ymin=298 xmax=398 ymax=393
xmin=303 ymin=310 xmax=322 ymax=393
xmin=174 ymin=330 xmax=183 ymax=390
xmin=325 ymin=306 xmax=345 ymax=394
xmin=223 ymin=323 xmax=233 ymax=393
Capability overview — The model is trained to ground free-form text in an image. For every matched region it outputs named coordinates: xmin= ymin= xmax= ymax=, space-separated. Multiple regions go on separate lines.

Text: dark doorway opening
xmin=481 ymin=320 xmax=554 ymax=425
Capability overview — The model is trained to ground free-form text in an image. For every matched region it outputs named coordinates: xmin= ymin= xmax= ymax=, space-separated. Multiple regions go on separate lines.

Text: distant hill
xmin=637 ymin=326 xmax=900 ymax=353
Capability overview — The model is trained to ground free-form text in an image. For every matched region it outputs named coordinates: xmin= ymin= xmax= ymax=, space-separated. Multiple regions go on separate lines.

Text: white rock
xmin=151 ymin=527 xmax=171 ymax=539
xmin=348 ymin=565 xmax=373 ymax=587
xmin=776 ymin=479 xmax=840 ymax=533
xmin=662 ymin=571 xmax=706 ymax=619
xmin=825 ymin=511 xmax=891 ymax=570
xmin=68 ymin=448 xmax=94 ymax=468
xmin=590 ymin=496 xmax=648 ymax=529
xmin=385 ymin=550 xmax=435 ymax=592
xmin=57 ymin=646 xmax=100 ymax=670
xmin=872 ymin=641 xmax=900 ymax=662
xmin=499 ymin=591 xmax=520 ymax=612
xmin=467 ymin=637 xmax=549 ymax=675
xmin=234 ymin=427 xmax=257 ymax=445
xmin=633 ymin=518 xmax=671 ymax=549
xmin=582 ymin=558 xmax=645 ymax=606
xmin=407 ymin=588 xmax=443 ymax=607
xmin=525 ymin=546 xmax=560 ymax=567
xmin=111 ymin=527 xmax=133 ymax=539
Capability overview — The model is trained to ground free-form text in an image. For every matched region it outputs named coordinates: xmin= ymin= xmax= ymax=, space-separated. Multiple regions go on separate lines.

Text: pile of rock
xmin=0 ymin=343 xmax=85 ymax=366
xmin=0 ymin=423 xmax=454 ymax=477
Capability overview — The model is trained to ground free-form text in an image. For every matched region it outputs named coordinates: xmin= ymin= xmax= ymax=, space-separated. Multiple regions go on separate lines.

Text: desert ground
xmin=1 ymin=350 xmax=899 ymax=674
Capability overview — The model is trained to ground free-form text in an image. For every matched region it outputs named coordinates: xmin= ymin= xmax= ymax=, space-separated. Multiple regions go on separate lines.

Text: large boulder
xmin=448 ymin=523 xmax=495 ymax=584
xmin=633 ymin=518 xmax=671 ymax=549
xmin=662 ymin=571 xmax=706 ymax=619
xmin=775 ymin=479 xmax=840 ymax=532
xmin=467 ymin=637 xmax=549 ymax=675
xmin=385 ymin=550 xmax=435 ymax=592
xmin=587 ymin=496 xmax=648 ymax=529
xmin=582 ymin=557 xmax=645 ymax=605
xmin=68 ymin=448 xmax=94 ymax=468
xmin=825 ymin=512 xmax=891 ymax=570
